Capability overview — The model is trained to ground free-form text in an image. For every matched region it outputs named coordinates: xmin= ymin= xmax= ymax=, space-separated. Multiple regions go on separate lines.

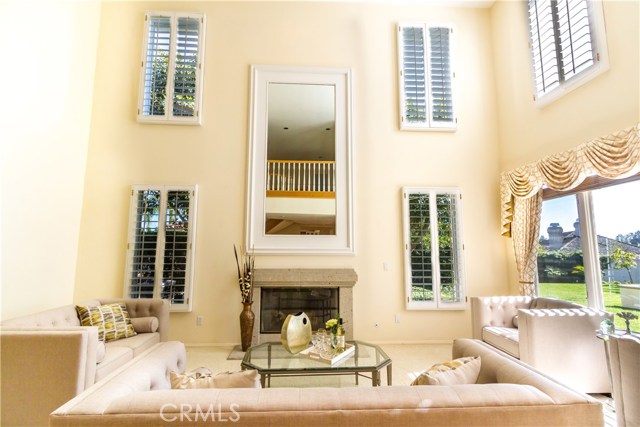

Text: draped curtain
xmin=500 ymin=124 xmax=640 ymax=296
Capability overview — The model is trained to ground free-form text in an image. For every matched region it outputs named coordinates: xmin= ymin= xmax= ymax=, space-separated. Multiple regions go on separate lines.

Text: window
xmin=527 ymin=0 xmax=608 ymax=106
xmin=124 ymin=185 xmax=198 ymax=312
xmin=537 ymin=178 xmax=640 ymax=332
xmin=397 ymin=24 xmax=456 ymax=131
xmin=137 ymin=12 xmax=206 ymax=124
xmin=402 ymin=188 xmax=465 ymax=309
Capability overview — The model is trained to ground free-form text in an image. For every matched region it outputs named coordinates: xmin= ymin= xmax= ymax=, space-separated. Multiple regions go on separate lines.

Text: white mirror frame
xmin=246 ymin=65 xmax=355 ymax=254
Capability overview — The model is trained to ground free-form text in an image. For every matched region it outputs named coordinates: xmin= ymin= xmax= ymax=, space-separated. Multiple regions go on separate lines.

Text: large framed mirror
xmin=246 ymin=65 xmax=354 ymax=254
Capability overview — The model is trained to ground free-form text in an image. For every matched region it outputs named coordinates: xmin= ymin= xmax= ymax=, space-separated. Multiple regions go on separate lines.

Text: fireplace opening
xmin=260 ymin=287 xmax=339 ymax=334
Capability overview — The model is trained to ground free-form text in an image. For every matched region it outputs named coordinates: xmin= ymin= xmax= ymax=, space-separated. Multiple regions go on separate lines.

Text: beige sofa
xmin=0 ymin=298 xmax=169 ymax=427
xmin=50 ymin=338 xmax=604 ymax=426
xmin=471 ymin=295 xmax=613 ymax=393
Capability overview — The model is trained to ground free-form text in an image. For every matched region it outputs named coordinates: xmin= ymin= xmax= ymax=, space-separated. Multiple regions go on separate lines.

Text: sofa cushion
xmin=170 ymin=368 xmax=262 ymax=389
xmin=106 ymin=332 xmax=160 ymax=357
xmin=513 ymin=315 xmax=519 ymax=328
xmin=130 ymin=316 xmax=159 ymax=333
xmin=483 ymin=326 xmax=520 ymax=358
xmin=411 ymin=356 xmax=481 ymax=386
xmin=95 ymin=346 xmax=133 ymax=382
xmin=76 ymin=303 xmax=137 ymax=343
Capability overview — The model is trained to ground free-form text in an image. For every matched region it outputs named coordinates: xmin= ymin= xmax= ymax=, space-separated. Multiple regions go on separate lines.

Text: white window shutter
xmin=528 ymin=0 xmax=605 ymax=104
xmin=398 ymin=23 xmax=455 ymax=131
xmin=141 ymin=16 xmax=171 ymax=116
xmin=402 ymin=188 xmax=465 ymax=310
xmin=138 ymin=12 xmax=205 ymax=125
xmin=428 ymin=27 xmax=454 ymax=127
xmin=125 ymin=185 xmax=198 ymax=312
xmin=400 ymin=25 xmax=428 ymax=126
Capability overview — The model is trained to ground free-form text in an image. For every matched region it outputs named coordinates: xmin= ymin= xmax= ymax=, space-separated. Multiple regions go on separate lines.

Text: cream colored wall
xmin=75 ymin=1 xmax=508 ymax=344
xmin=490 ymin=0 xmax=640 ymax=291
xmin=0 ymin=1 xmax=101 ymax=320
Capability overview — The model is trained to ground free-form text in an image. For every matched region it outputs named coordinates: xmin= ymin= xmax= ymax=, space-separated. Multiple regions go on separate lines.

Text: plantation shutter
xmin=435 ymin=193 xmax=462 ymax=304
xmin=138 ymin=12 xmax=205 ymax=124
xmin=129 ymin=188 xmax=162 ymax=299
xmin=125 ymin=186 xmax=198 ymax=312
xmin=428 ymin=27 xmax=454 ymax=126
xmin=398 ymin=23 xmax=455 ymax=130
xmin=400 ymin=25 xmax=428 ymax=126
xmin=407 ymin=192 xmax=434 ymax=302
xmin=142 ymin=17 xmax=171 ymax=116
xmin=172 ymin=16 xmax=201 ymax=117
xmin=403 ymin=188 xmax=465 ymax=310
xmin=528 ymin=0 xmax=596 ymax=98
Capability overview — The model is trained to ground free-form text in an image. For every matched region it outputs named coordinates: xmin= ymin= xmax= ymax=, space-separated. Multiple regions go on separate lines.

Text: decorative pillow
xmin=170 ymin=368 xmax=262 ymax=389
xmin=130 ymin=316 xmax=159 ymax=333
xmin=512 ymin=315 xmax=519 ymax=328
xmin=410 ymin=356 xmax=481 ymax=386
xmin=76 ymin=303 xmax=137 ymax=343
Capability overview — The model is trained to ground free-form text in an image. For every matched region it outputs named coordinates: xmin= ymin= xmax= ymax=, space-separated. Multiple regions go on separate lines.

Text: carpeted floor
xmin=227 ymin=345 xmax=246 ymax=360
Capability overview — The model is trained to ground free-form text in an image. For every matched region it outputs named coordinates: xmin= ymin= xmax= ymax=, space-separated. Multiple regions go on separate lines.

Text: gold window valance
xmin=500 ymin=123 xmax=640 ymax=237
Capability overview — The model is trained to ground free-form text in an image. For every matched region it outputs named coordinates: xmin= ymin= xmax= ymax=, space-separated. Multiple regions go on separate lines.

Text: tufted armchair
xmin=606 ymin=334 xmax=640 ymax=427
xmin=471 ymin=296 xmax=613 ymax=394
xmin=0 ymin=298 xmax=169 ymax=427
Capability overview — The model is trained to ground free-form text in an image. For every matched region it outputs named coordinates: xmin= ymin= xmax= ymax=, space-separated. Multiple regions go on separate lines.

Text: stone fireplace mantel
xmin=251 ymin=268 xmax=357 ymax=346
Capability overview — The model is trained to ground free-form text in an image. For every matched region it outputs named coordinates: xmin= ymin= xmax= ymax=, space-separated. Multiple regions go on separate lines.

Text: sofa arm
xmin=0 ymin=327 xmax=99 ymax=427
xmin=471 ymin=296 xmax=533 ymax=339
xmin=98 ymin=298 xmax=169 ymax=341
xmin=518 ymin=308 xmax=613 ymax=393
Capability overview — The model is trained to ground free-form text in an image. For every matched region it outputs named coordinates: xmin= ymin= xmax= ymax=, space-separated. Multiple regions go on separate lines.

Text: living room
xmin=1 ymin=0 xmax=639 ymax=425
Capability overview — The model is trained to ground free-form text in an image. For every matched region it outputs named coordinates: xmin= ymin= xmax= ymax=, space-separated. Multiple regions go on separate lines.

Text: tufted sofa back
xmin=470 ymin=296 xmax=533 ymax=339
xmin=1 ymin=304 xmax=82 ymax=328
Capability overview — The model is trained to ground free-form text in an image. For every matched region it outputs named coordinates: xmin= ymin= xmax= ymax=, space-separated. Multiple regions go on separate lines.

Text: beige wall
xmin=490 ymin=0 xmax=640 ymax=290
xmin=74 ymin=1 xmax=508 ymax=344
xmin=0 ymin=1 xmax=101 ymax=320
xmin=491 ymin=0 xmax=640 ymax=171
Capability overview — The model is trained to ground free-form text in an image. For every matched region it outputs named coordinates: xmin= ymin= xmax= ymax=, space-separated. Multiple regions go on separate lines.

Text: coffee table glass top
xmin=242 ymin=340 xmax=391 ymax=372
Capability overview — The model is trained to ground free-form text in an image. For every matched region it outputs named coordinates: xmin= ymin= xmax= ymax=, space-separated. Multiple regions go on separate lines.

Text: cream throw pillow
xmin=411 ymin=356 xmax=481 ymax=386
xmin=170 ymin=368 xmax=262 ymax=389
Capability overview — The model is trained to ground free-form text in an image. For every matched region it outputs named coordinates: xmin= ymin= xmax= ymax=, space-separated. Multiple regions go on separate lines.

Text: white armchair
xmin=471 ymin=296 xmax=613 ymax=393
xmin=606 ymin=334 xmax=640 ymax=427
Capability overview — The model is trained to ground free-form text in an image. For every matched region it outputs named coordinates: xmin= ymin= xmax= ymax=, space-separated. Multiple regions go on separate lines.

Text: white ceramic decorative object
xmin=281 ymin=312 xmax=312 ymax=353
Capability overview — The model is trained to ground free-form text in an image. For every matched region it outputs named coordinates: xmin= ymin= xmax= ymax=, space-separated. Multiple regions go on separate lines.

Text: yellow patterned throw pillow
xmin=410 ymin=356 xmax=481 ymax=386
xmin=76 ymin=303 xmax=137 ymax=342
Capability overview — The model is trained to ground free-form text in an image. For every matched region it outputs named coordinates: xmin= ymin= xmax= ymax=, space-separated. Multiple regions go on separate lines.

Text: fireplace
xmin=260 ymin=287 xmax=339 ymax=333
xmin=251 ymin=268 xmax=357 ymax=345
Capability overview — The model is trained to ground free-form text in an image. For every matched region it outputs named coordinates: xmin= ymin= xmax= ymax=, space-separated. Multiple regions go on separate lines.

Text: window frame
xmin=397 ymin=23 xmax=457 ymax=132
xmin=124 ymin=185 xmax=199 ymax=312
xmin=137 ymin=11 xmax=206 ymax=125
xmin=402 ymin=187 xmax=466 ymax=310
xmin=538 ymin=175 xmax=640 ymax=311
xmin=526 ymin=0 xmax=609 ymax=108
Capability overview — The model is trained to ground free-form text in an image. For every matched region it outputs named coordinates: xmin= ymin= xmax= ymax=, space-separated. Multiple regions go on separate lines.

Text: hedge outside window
xmin=137 ymin=12 xmax=206 ymax=124
xmin=402 ymin=188 xmax=466 ymax=310
xmin=124 ymin=185 xmax=198 ymax=312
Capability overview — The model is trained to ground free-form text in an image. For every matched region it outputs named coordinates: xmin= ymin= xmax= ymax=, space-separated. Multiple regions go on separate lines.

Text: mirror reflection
xmin=265 ymin=83 xmax=336 ymax=235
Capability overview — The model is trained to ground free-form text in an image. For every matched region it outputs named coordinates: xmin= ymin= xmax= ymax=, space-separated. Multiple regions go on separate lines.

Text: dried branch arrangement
xmin=234 ymin=245 xmax=255 ymax=304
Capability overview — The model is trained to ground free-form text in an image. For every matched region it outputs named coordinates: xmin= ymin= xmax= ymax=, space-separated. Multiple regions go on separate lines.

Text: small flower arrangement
xmin=325 ymin=313 xmax=344 ymax=334
xmin=325 ymin=318 xmax=339 ymax=334
xmin=234 ymin=245 xmax=255 ymax=304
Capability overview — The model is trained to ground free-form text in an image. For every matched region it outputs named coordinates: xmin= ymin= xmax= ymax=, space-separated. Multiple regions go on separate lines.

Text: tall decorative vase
xmin=239 ymin=302 xmax=255 ymax=352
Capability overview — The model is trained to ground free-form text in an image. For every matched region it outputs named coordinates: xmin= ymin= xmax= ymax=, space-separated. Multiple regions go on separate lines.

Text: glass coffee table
xmin=241 ymin=340 xmax=392 ymax=388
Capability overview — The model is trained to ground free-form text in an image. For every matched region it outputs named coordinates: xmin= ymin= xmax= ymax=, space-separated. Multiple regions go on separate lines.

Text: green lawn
xmin=539 ymin=282 xmax=639 ymax=332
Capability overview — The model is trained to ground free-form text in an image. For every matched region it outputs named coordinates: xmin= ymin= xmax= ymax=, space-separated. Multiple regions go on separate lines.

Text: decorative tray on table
xmin=299 ymin=343 xmax=355 ymax=366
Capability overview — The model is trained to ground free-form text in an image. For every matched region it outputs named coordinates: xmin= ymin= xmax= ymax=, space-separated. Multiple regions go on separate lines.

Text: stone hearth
xmin=251 ymin=268 xmax=357 ymax=346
